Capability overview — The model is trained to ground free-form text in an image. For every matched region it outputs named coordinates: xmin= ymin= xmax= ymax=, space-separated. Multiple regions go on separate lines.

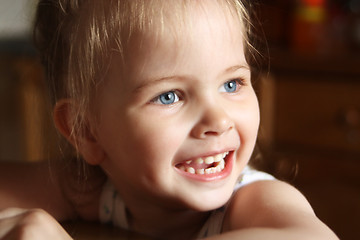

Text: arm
xmin=211 ymin=180 xmax=338 ymax=240
xmin=0 ymin=208 xmax=72 ymax=239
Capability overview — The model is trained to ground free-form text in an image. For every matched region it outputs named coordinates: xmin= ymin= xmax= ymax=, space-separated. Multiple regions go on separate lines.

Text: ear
xmin=53 ymin=99 xmax=105 ymax=165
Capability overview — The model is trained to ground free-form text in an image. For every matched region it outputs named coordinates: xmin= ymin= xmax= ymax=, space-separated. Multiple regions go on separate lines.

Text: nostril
xmin=204 ymin=130 xmax=220 ymax=136
xmin=198 ymin=119 xmax=233 ymax=138
xmin=190 ymin=105 xmax=234 ymax=139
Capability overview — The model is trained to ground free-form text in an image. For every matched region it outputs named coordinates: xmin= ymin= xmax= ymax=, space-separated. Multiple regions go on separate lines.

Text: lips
xmin=176 ymin=152 xmax=230 ymax=175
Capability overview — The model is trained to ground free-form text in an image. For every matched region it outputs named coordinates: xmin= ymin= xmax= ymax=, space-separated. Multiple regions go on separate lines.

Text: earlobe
xmin=53 ymin=99 xmax=105 ymax=165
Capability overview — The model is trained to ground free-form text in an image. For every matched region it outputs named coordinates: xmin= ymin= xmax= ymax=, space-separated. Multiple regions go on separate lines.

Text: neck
xmin=125 ymin=200 xmax=210 ymax=239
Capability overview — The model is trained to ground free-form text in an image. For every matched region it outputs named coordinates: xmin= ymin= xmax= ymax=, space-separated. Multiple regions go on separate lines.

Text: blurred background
xmin=0 ymin=0 xmax=359 ymax=239
xmin=0 ymin=0 xmax=58 ymax=163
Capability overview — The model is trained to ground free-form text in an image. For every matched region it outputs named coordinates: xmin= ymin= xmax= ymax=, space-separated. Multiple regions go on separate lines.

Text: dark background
xmin=0 ymin=0 xmax=359 ymax=239
xmin=255 ymin=1 xmax=360 ymax=239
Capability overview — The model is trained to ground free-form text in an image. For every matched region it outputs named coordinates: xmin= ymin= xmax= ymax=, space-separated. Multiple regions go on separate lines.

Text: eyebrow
xmin=134 ymin=64 xmax=250 ymax=92
xmin=133 ymin=76 xmax=185 ymax=93
xmin=222 ymin=64 xmax=250 ymax=75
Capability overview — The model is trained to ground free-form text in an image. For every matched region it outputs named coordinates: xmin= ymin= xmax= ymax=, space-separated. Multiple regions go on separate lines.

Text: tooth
xmin=204 ymin=156 xmax=214 ymax=164
xmin=214 ymin=154 xmax=223 ymax=162
xmin=196 ymin=169 xmax=205 ymax=175
xmin=186 ymin=167 xmax=195 ymax=174
xmin=186 ymin=160 xmax=192 ymax=165
xmin=215 ymin=165 xmax=222 ymax=172
xmin=219 ymin=159 xmax=225 ymax=169
xmin=195 ymin=158 xmax=204 ymax=164
xmin=206 ymin=167 xmax=217 ymax=174
xmin=223 ymin=152 xmax=228 ymax=158
xmin=179 ymin=166 xmax=186 ymax=171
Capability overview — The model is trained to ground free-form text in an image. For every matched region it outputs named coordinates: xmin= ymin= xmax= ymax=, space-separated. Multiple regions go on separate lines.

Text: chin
xmin=182 ymin=183 xmax=236 ymax=212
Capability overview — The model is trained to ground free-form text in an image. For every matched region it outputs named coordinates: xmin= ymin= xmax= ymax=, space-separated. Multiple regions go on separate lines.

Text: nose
xmin=191 ymin=103 xmax=234 ymax=139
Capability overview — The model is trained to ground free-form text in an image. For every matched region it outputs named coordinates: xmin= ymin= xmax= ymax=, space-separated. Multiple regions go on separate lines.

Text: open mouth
xmin=176 ymin=152 xmax=230 ymax=175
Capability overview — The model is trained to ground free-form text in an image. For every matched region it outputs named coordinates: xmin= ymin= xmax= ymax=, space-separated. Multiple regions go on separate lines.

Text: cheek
xmin=106 ymin=113 xmax=186 ymax=169
xmin=116 ymin=116 xmax=189 ymax=190
xmin=232 ymin=106 xmax=259 ymax=172
xmin=131 ymin=118 xmax=186 ymax=160
xmin=234 ymin=98 xmax=260 ymax=145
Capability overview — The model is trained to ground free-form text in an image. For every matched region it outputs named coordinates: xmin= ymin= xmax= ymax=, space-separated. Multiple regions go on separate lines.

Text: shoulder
xmin=223 ymin=180 xmax=316 ymax=230
xmin=219 ymin=180 xmax=339 ymax=239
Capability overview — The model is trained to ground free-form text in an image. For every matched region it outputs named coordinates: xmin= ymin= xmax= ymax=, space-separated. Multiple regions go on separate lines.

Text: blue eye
xmin=220 ymin=79 xmax=241 ymax=93
xmin=152 ymin=91 xmax=179 ymax=105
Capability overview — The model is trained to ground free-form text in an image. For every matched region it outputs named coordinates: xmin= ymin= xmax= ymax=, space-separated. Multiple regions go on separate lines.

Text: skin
xmin=0 ymin=208 xmax=71 ymax=240
xmin=0 ymin=1 xmax=338 ymax=240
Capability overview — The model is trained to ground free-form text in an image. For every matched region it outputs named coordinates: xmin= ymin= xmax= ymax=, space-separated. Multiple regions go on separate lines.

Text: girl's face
xmin=94 ymin=3 xmax=259 ymax=211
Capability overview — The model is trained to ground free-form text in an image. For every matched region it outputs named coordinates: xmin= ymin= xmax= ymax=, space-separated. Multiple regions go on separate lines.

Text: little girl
xmin=0 ymin=0 xmax=338 ymax=239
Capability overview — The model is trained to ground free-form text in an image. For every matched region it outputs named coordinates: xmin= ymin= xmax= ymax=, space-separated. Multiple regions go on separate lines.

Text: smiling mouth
xmin=176 ymin=152 xmax=229 ymax=175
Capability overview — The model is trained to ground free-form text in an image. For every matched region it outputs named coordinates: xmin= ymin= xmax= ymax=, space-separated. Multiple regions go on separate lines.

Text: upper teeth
xmin=195 ymin=158 xmax=204 ymax=164
xmin=186 ymin=152 xmax=228 ymax=165
xmin=179 ymin=152 xmax=229 ymax=175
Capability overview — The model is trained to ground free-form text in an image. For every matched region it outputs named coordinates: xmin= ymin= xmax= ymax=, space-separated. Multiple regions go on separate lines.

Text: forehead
xmin=102 ymin=0 xmax=248 ymax=97
xmin=122 ymin=1 xmax=246 ymax=73
xmin=152 ymin=1 xmax=242 ymax=46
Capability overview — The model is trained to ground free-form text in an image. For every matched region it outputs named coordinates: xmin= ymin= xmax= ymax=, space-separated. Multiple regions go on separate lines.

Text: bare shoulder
xmin=222 ymin=180 xmax=338 ymax=238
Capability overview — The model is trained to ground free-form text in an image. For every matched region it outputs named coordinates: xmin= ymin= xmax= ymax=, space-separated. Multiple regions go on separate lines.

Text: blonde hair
xmin=34 ymin=0 xmax=258 ymax=145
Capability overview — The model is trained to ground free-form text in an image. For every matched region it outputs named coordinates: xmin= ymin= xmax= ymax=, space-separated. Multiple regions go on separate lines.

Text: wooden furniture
xmin=62 ymin=221 xmax=151 ymax=240
xmin=259 ymin=50 xmax=360 ymax=240
xmin=0 ymin=54 xmax=59 ymax=162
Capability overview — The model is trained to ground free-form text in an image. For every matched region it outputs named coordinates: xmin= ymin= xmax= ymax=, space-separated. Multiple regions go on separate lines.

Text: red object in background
xmin=291 ymin=0 xmax=327 ymax=54
xmin=302 ymin=0 xmax=325 ymax=7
